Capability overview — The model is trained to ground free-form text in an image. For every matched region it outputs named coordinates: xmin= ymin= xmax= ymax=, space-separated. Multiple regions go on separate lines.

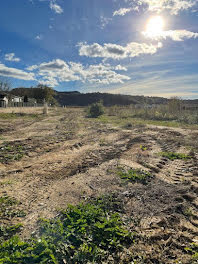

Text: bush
xmin=87 ymin=101 xmax=104 ymax=118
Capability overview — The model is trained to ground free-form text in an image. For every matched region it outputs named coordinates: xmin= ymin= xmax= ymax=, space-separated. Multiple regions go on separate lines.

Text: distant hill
xmin=11 ymin=88 xmax=169 ymax=106
xmin=11 ymin=88 xmax=198 ymax=107
xmin=55 ymin=91 xmax=169 ymax=106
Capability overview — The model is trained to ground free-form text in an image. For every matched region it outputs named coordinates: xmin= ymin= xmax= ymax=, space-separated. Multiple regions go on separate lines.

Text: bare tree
xmin=0 ymin=77 xmax=12 ymax=92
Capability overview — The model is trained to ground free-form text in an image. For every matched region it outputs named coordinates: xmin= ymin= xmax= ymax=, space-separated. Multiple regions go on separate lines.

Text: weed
xmin=0 ymin=196 xmax=26 ymax=219
xmin=140 ymin=145 xmax=147 ymax=151
xmin=0 ymin=197 xmax=133 ymax=264
xmin=0 ymin=143 xmax=24 ymax=163
xmin=159 ymin=152 xmax=192 ymax=160
xmin=0 ymin=224 xmax=23 ymax=240
xmin=185 ymin=243 xmax=198 ymax=260
xmin=0 ymin=236 xmax=57 ymax=264
xmin=117 ymin=167 xmax=152 ymax=184
xmin=183 ymin=207 xmax=194 ymax=217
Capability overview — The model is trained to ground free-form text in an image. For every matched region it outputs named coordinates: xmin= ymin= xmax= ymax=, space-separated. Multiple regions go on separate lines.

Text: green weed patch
xmin=0 ymin=143 xmax=24 ymax=163
xmin=159 ymin=152 xmax=192 ymax=161
xmin=117 ymin=167 xmax=152 ymax=184
xmin=185 ymin=243 xmax=198 ymax=261
xmin=0 ymin=224 xmax=23 ymax=240
xmin=0 ymin=197 xmax=133 ymax=263
xmin=0 ymin=196 xmax=26 ymax=219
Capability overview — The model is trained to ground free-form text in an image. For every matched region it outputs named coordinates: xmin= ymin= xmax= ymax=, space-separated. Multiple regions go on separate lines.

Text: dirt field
xmin=0 ymin=107 xmax=198 ymax=263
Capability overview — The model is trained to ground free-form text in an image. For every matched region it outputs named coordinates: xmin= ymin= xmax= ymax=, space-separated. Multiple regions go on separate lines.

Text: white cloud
xmin=35 ymin=35 xmax=42 ymax=40
xmin=113 ymin=8 xmax=132 ymax=16
xmin=50 ymin=1 xmax=63 ymax=14
xmin=5 ymin=53 xmax=21 ymax=62
xmin=114 ymin=65 xmax=128 ymax=71
xmin=78 ymin=41 xmax=162 ymax=60
xmin=124 ymin=0 xmax=198 ymax=15
xmin=27 ymin=59 xmax=131 ymax=87
xmin=0 ymin=64 xmax=35 ymax=80
xmin=143 ymin=29 xmax=198 ymax=41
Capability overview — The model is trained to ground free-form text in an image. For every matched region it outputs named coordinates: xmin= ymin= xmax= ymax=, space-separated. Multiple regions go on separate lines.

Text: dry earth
xmin=0 ymin=107 xmax=198 ymax=263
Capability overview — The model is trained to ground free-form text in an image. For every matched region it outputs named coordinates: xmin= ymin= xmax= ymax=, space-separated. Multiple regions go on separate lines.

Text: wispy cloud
xmin=4 ymin=53 xmax=20 ymax=62
xmin=49 ymin=1 xmax=63 ymax=14
xmin=100 ymin=15 xmax=112 ymax=29
xmin=78 ymin=42 xmax=162 ymax=60
xmin=0 ymin=63 xmax=35 ymax=80
xmin=122 ymin=0 xmax=198 ymax=15
xmin=143 ymin=29 xmax=198 ymax=41
xmin=113 ymin=8 xmax=132 ymax=16
xmin=108 ymin=72 xmax=198 ymax=98
xmin=39 ymin=0 xmax=63 ymax=14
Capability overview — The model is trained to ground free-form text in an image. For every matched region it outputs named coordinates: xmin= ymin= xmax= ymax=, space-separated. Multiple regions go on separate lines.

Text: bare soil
xmin=0 ymin=107 xmax=197 ymax=263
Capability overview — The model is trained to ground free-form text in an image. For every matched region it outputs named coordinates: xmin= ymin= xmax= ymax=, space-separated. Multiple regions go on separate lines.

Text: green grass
xmin=0 ymin=196 xmax=133 ymax=264
xmin=159 ymin=152 xmax=192 ymax=161
xmin=117 ymin=167 xmax=152 ymax=184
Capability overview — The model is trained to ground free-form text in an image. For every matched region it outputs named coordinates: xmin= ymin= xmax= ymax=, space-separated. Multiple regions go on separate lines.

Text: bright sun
xmin=145 ymin=16 xmax=164 ymax=37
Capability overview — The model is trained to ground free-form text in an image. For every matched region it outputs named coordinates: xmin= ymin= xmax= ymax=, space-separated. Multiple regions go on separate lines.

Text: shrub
xmin=87 ymin=101 xmax=104 ymax=118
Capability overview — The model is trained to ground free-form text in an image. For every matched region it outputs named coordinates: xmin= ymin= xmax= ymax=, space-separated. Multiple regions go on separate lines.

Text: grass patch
xmin=90 ymin=113 xmax=198 ymax=130
xmin=117 ymin=167 xmax=152 ymax=184
xmin=0 ymin=196 xmax=133 ymax=263
xmin=0 ymin=113 xmax=40 ymax=120
xmin=0 ymin=143 xmax=24 ymax=163
xmin=0 ymin=196 xmax=26 ymax=219
xmin=159 ymin=152 xmax=192 ymax=161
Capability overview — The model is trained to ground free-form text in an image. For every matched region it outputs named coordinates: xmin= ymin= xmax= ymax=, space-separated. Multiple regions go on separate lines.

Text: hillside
xmin=11 ymin=88 xmax=169 ymax=106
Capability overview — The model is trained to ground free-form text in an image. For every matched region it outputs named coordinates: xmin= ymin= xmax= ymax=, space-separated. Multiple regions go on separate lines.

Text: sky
xmin=0 ymin=0 xmax=198 ymax=98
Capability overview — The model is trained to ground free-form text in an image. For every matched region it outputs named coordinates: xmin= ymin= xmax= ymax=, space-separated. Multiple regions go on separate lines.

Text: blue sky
xmin=0 ymin=0 xmax=198 ymax=98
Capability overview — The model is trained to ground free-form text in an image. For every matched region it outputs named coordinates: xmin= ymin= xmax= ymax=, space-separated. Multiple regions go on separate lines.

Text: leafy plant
xmin=159 ymin=152 xmax=192 ymax=160
xmin=87 ymin=101 xmax=104 ymax=118
xmin=0 ymin=197 xmax=133 ymax=264
xmin=117 ymin=167 xmax=152 ymax=184
xmin=0 ymin=143 xmax=24 ymax=163
xmin=0 ymin=196 xmax=25 ymax=219
xmin=0 ymin=224 xmax=23 ymax=240
xmin=0 ymin=236 xmax=57 ymax=264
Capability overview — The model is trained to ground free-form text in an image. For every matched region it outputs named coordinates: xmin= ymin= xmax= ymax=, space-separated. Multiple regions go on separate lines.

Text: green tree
xmin=36 ymin=84 xmax=56 ymax=104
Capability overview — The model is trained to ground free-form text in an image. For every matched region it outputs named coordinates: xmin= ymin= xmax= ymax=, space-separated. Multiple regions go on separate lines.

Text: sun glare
xmin=145 ymin=16 xmax=164 ymax=37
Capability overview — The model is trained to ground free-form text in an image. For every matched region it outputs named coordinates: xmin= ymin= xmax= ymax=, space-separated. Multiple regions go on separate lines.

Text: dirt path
xmin=0 ymin=108 xmax=197 ymax=263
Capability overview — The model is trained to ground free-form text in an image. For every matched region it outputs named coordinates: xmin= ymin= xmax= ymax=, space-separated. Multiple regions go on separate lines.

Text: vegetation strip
xmin=159 ymin=152 xmax=192 ymax=160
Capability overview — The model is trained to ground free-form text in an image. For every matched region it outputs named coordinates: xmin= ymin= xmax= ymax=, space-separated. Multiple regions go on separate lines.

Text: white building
xmin=0 ymin=94 xmax=8 ymax=107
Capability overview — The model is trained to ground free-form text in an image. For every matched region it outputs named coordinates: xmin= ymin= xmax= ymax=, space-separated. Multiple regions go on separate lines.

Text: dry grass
xmin=0 ymin=107 xmax=55 ymax=115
